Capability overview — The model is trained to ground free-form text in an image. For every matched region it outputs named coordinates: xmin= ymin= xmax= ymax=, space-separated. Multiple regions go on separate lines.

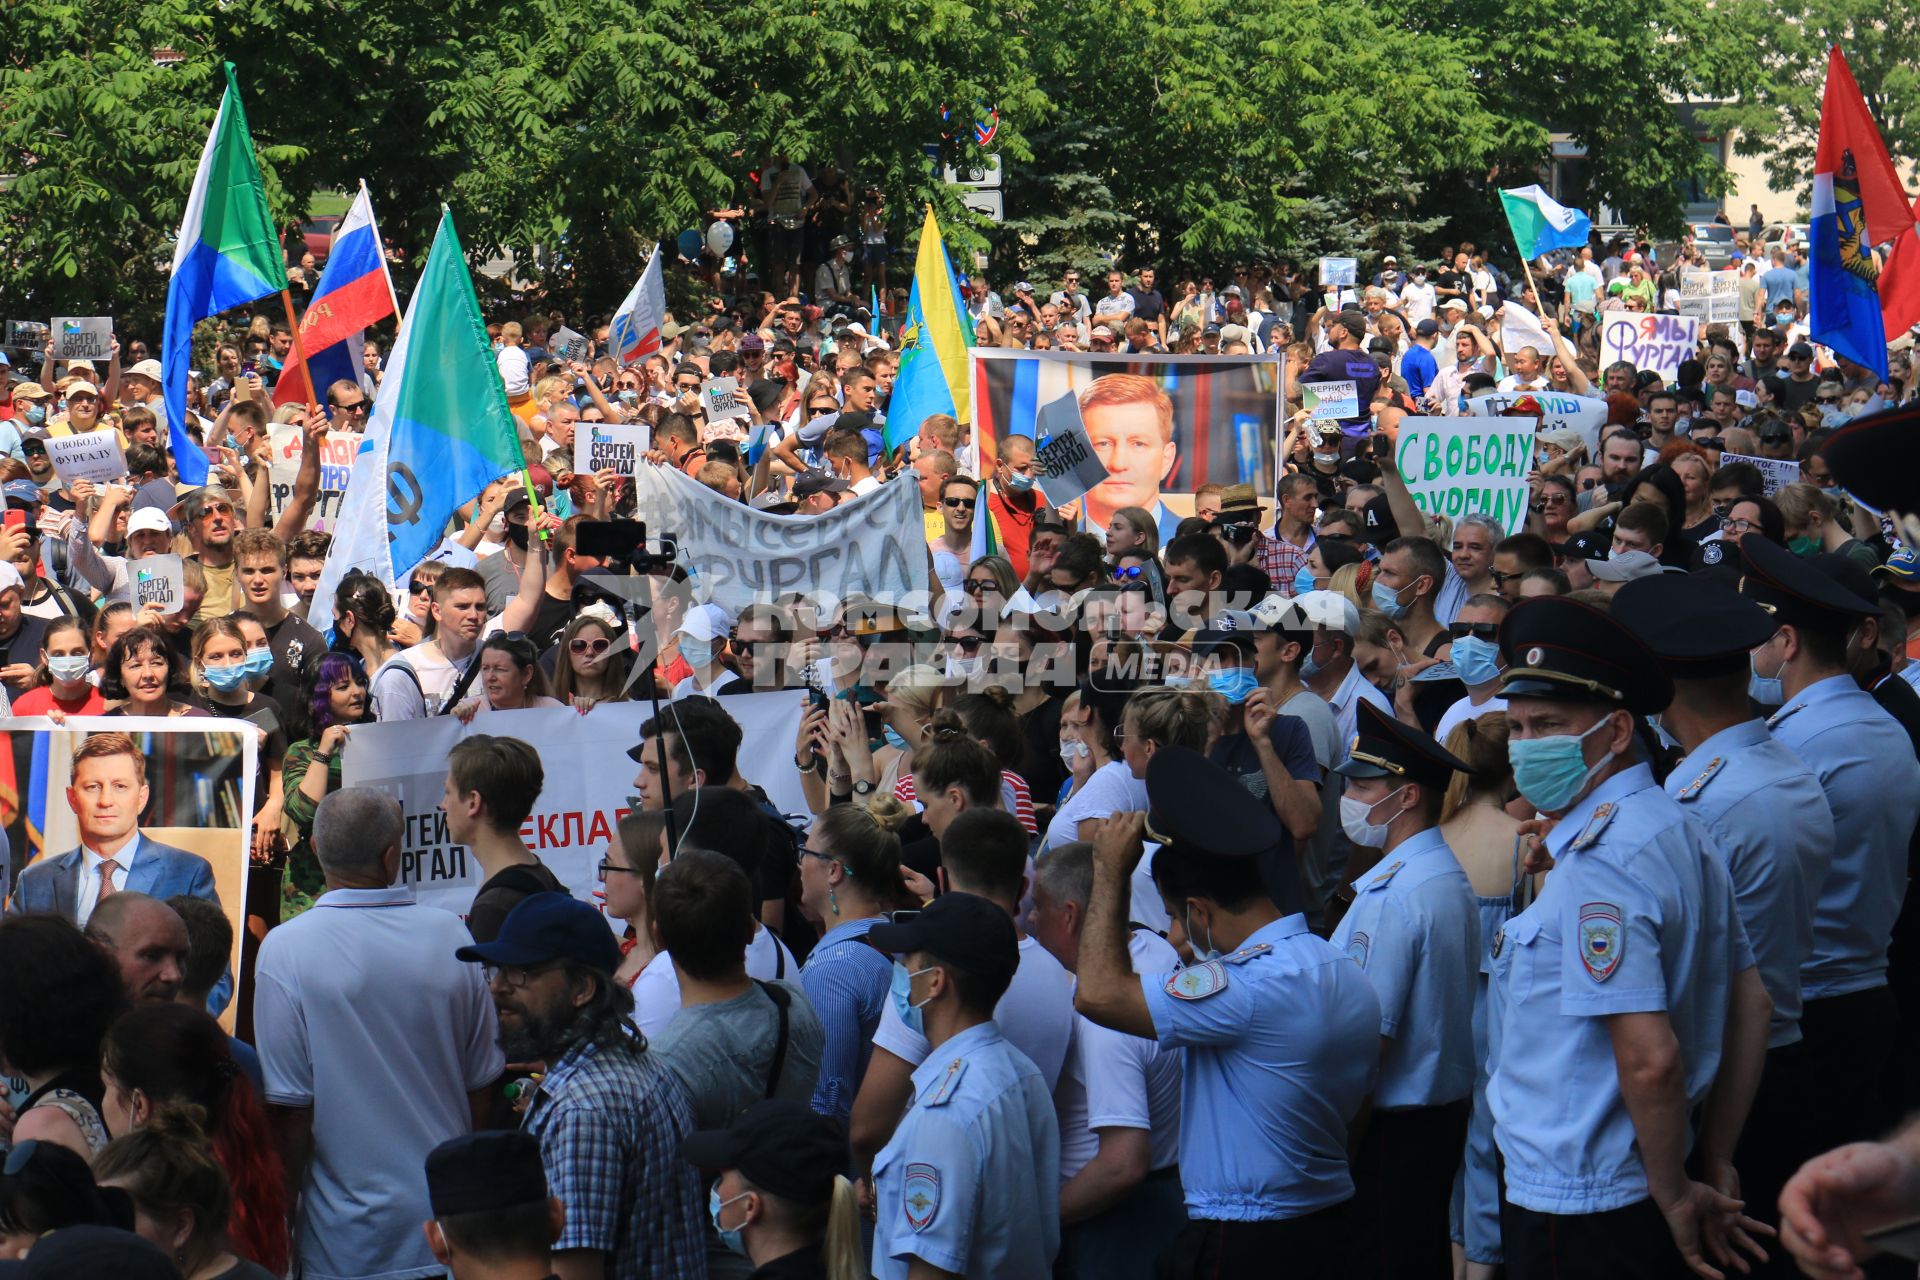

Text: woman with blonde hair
xmin=1328 ymin=559 xmax=1374 ymax=611
xmin=684 ymin=1099 xmax=867 ymax=1280
xmin=1438 ymin=712 xmax=1528 ymax=1280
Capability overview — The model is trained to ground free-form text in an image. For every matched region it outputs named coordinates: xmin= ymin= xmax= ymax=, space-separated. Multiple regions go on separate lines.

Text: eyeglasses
xmin=597 ymin=859 xmax=644 ymax=878
xmin=1815 ymin=395 xmax=1841 ymax=405
xmin=675 ymin=380 xmax=701 ymax=392
xmin=796 ymin=846 xmax=839 ymax=867
xmin=334 ymin=400 xmax=369 ymax=415
xmin=1450 ymin=621 xmax=1500 ymax=641
xmin=484 ymin=961 xmax=563 ymax=988
xmin=1488 ymin=569 xmax=1516 ymax=587
xmin=570 ymin=636 xmax=612 ymax=656
xmin=1722 ymin=518 xmax=1757 ymax=534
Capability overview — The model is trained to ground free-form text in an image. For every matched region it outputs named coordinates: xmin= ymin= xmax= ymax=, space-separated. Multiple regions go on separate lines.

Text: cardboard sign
xmin=1466 ymin=390 xmax=1610 ymax=457
xmin=700 ymin=376 xmax=752 ymax=423
xmin=1032 ymin=391 xmax=1110 ymax=507
xmin=1599 ymin=313 xmax=1699 ymax=382
xmin=581 ymin=421 xmax=652 ymax=478
xmin=1679 ymin=271 xmax=1741 ymax=325
xmin=266 ymin=425 xmax=362 ymax=533
xmin=1718 ymin=451 xmax=1801 ymax=497
xmin=1301 ymin=381 xmax=1359 ymax=421
xmin=5 ymin=321 xmax=49 ymax=352
xmin=1318 ymin=257 xmax=1358 ymax=287
xmin=44 ymin=430 xmax=128 ymax=485
xmin=50 ymin=317 xmax=112 ymax=361
xmin=551 ymin=325 xmax=591 ymax=363
xmin=1392 ymin=416 xmax=1537 ymax=533
xmin=131 ymin=554 xmax=186 ymax=614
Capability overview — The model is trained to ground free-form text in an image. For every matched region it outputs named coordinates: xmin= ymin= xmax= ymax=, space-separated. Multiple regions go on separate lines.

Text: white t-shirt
xmin=1399 ymin=280 xmax=1437 ymax=325
xmin=1042 ymin=761 xmax=1148 ymax=854
xmin=1055 ymin=929 xmax=1184 ymax=1181
xmin=496 ymin=345 xmax=530 ymax=395
xmin=1433 ymin=692 xmax=1508 ymax=747
xmin=760 ymin=165 xmax=813 ymax=220
xmin=873 ymin=934 xmax=1076 ymax=1090
xmin=631 ymin=924 xmax=798 ymax=1042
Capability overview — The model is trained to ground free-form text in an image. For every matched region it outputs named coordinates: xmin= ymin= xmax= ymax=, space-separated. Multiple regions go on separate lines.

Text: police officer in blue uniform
xmin=1487 ymin=595 xmax=1774 ymax=1280
xmin=1742 ymin=535 xmax=1920 ymax=1160
xmin=866 ymin=892 xmax=1062 ymax=1280
xmin=1073 ymin=745 xmax=1380 ymax=1280
xmin=1614 ymin=571 xmax=1839 ymax=1276
xmin=1327 ymin=700 xmax=1480 ymax=1278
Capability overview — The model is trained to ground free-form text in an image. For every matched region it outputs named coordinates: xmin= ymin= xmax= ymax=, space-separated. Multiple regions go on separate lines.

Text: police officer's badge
xmin=903 ymin=1163 xmax=940 ymax=1230
xmin=1166 ymin=961 xmax=1228 ymax=1000
xmin=1579 ymin=901 xmax=1625 ymax=981
xmin=1345 ymin=930 xmax=1371 ymax=969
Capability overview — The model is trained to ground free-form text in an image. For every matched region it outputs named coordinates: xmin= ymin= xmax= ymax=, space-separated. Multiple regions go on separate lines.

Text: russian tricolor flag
xmin=608 ymin=246 xmax=667 ymax=368
xmin=276 ymin=183 xmax=399 ymax=410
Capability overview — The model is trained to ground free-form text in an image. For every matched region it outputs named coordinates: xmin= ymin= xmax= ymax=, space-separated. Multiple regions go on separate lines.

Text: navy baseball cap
xmin=455 ymin=892 xmax=621 ymax=975
xmin=4 ymin=479 xmax=40 ymax=510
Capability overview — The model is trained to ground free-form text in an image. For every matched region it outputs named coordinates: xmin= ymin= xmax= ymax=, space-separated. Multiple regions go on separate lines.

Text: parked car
xmin=294 ymin=216 xmax=341 ymax=265
xmin=1760 ymin=222 xmax=1810 ymax=253
xmin=1688 ymin=222 xmax=1737 ymax=267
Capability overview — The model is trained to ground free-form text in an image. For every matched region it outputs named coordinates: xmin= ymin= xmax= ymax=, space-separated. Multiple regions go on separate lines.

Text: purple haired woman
xmin=280 ymin=653 xmax=372 ymax=899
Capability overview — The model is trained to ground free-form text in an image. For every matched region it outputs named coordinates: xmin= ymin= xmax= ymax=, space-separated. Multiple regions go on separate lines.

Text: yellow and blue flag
xmin=885 ymin=208 xmax=973 ymax=452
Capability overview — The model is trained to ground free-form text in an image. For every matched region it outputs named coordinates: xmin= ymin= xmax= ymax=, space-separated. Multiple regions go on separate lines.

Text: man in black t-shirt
xmin=1128 ymin=267 xmax=1168 ymax=344
xmin=0 ymin=563 xmax=51 ymax=698
xmin=1433 ymin=252 xmax=1475 ymax=309
xmin=234 ymin=529 xmax=326 ymax=709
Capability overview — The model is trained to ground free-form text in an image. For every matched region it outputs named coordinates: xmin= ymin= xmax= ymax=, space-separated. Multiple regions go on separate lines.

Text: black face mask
xmin=505 ymin=523 xmax=530 ymax=550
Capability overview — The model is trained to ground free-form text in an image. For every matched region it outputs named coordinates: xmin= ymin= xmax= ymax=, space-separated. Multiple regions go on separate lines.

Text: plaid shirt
xmin=524 ymin=1030 xmax=707 ymax=1280
xmin=1257 ymin=528 xmax=1315 ymax=596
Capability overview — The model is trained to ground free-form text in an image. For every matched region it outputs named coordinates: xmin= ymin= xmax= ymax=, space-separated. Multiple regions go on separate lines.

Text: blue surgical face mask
xmin=1749 ymin=640 xmax=1785 ymax=706
xmin=1301 ymin=641 xmax=1326 ymax=679
xmin=1207 ymin=667 xmax=1262 ymax=706
xmin=23 ymin=405 xmax=46 ymax=427
xmin=1184 ymin=903 xmax=1220 ymax=962
xmin=883 ymin=724 xmax=914 ymax=752
xmin=1508 ymin=715 xmax=1615 ymax=813
xmin=708 ymin=1188 xmax=750 ymax=1256
xmin=1292 ymin=565 xmax=1317 ymax=596
xmin=1449 ymin=635 xmax=1502 ymax=687
xmin=889 ymin=963 xmax=935 ymax=1034
xmin=202 ymin=662 xmax=249 ymax=693
xmin=1371 ymin=577 xmax=1413 ymax=620
xmin=679 ymin=637 xmax=716 ymax=669
xmin=47 ymin=655 xmax=90 ymax=683
xmin=243 ymin=648 xmax=275 ymax=680
xmin=1005 ymin=471 xmax=1036 ymax=493
xmin=617 ymin=389 xmax=638 ymax=406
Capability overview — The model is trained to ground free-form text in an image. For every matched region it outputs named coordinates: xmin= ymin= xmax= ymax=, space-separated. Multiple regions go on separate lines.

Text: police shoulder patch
xmin=1673 ymin=756 xmax=1725 ymax=801
xmin=1578 ymin=901 xmax=1625 ymax=981
xmin=1345 ymin=930 xmax=1372 ymax=969
xmin=1568 ymin=803 xmax=1616 ymax=852
xmin=1166 ymin=961 xmax=1229 ymax=1000
xmin=903 ymin=1163 xmax=940 ymax=1231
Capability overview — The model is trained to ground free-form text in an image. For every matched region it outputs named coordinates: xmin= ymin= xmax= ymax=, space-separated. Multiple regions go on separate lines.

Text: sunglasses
xmin=807 ymin=403 xmax=838 ymax=416
xmin=941 ymin=497 xmax=973 ymax=509
xmin=1578 ymin=478 xmax=1599 ymax=491
xmin=952 ymin=635 xmax=985 ymax=651
xmin=1816 ymin=395 xmax=1841 ymax=405
xmin=408 ymin=580 xmax=432 ymax=595
xmin=963 ymin=578 xmax=997 ymax=595
xmin=1112 ymin=565 xmax=1143 ymax=581
xmin=1694 ymin=437 xmax=1724 ymax=450
xmin=334 ymin=401 xmax=369 ymax=414
xmin=1450 ymin=621 xmax=1500 ymax=641
xmin=570 ymin=636 xmax=612 ymax=656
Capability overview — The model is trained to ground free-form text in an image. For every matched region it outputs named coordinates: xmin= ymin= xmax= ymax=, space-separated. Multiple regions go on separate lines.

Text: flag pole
xmin=279 ymin=289 xmax=322 ymax=417
xmin=363 ymin=179 xmax=403 ymax=317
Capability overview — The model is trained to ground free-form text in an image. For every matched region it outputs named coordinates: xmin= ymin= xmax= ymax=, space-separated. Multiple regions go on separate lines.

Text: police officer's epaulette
xmin=1221 ymin=942 xmax=1271 ymax=965
xmin=1766 ymin=702 xmax=1806 ymax=729
xmin=1672 ymin=756 xmax=1726 ymax=801
xmin=923 ymin=1057 xmax=968 ymax=1107
xmin=1567 ymin=802 xmax=1616 ymax=852
xmin=1362 ymin=860 xmax=1405 ymax=891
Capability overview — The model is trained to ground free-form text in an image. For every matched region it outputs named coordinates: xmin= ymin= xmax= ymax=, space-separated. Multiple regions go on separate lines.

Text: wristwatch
xmin=851 ymin=779 xmax=875 ymax=796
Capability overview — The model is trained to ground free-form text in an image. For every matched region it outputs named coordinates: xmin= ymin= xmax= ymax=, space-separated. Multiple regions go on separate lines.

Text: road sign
xmin=942 ymin=155 xmax=1003 ymax=188
xmin=959 ymin=189 xmax=1004 ymax=222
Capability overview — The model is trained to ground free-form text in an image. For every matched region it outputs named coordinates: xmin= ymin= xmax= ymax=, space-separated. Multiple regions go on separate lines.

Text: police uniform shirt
xmin=872 ymin=1021 xmax=1062 ymax=1280
xmin=1328 ymin=826 xmax=1480 ymax=1108
xmin=1331 ymin=663 xmax=1392 ymax=765
xmin=1141 ymin=913 xmax=1380 ymax=1221
xmin=1767 ymin=673 xmax=1920 ymax=1000
xmin=1486 ymin=762 xmax=1753 ymax=1215
xmin=1056 ymin=927 xmax=1184 ymax=1180
xmin=1667 ymin=719 xmax=1835 ymax=1047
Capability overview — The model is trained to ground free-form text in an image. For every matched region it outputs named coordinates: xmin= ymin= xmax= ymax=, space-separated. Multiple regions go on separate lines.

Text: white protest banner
xmin=551 ymin=325 xmax=591 ymax=363
xmin=1599 ymin=312 xmax=1699 ymax=382
xmin=630 ymin=461 xmax=929 ymax=611
xmin=5 ymin=321 xmax=49 ymax=352
xmin=342 ymin=697 xmax=808 ymax=920
xmin=266 ymin=425 xmax=362 ymax=533
xmin=701 ymin=376 xmax=751 ymax=423
xmin=50 ymin=317 xmax=112 ymax=361
xmin=44 ymin=431 xmax=128 ymax=485
xmin=1392 ymin=416 xmax=1536 ymax=533
xmin=1031 ymin=391 xmax=1110 ymax=507
xmin=1718 ymin=451 xmax=1801 ymax=496
xmin=1301 ymin=381 xmax=1359 ymax=421
xmin=1466 ymin=390 xmax=1610 ymax=456
xmin=1495 ymin=299 xmax=1555 ymax=360
xmin=130 ymin=554 xmax=186 ymax=615
xmin=1679 ymin=271 xmax=1742 ymax=325
xmin=1318 ymin=257 xmax=1358 ymax=287
xmin=581 ymin=421 xmax=651 ymax=479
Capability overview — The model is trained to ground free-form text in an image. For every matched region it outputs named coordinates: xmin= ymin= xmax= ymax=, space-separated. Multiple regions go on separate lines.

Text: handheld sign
xmin=5 ymin=321 xmax=49 ymax=352
xmin=1318 ymin=257 xmax=1358 ymax=287
xmin=1599 ymin=313 xmax=1699 ymax=382
xmin=551 ymin=325 xmax=591 ymax=363
xmin=1392 ymin=416 xmax=1537 ymax=534
xmin=1717 ymin=451 xmax=1801 ymax=497
xmin=1301 ymin=381 xmax=1359 ymax=421
xmin=131 ymin=554 xmax=187 ymax=615
xmin=50 ymin=317 xmax=112 ymax=362
xmin=581 ymin=422 xmax=652 ymax=479
xmin=1031 ymin=391 xmax=1110 ymax=507
xmin=1465 ymin=390 xmax=1609 ymax=456
xmin=700 ymin=377 xmax=752 ymax=423
xmin=45 ymin=431 xmax=129 ymax=486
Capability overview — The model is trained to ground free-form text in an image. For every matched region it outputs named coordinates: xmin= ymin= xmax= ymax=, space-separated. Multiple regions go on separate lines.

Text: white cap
xmin=1440 ymin=298 xmax=1469 ymax=313
xmin=126 ymin=359 xmax=164 ymax=383
xmin=675 ymin=602 xmax=735 ymax=642
xmin=1288 ymin=589 xmax=1361 ymax=634
xmin=127 ymin=508 xmax=173 ymax=538
xmin=1586 ymin=550 xmax=1667 ymax=582
xmin=0 ymin=563 xmax=22 ymax=595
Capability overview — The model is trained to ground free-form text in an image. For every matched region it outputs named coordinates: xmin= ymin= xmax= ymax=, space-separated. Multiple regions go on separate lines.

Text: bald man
xmin=85 ymin=891 xmax=190 ymax=1003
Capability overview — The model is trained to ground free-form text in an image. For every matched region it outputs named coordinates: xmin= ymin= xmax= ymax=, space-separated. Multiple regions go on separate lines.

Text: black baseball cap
xmin=0 ymin=1227 xmax=179 ymax=1279
xmin=867 ymin=891 xmax=1018 ymax=984
xmin=681 ymin=1099 xmax=849 ymax=1202
xmin=427 ymin=1131 xmax=549 ymax=1218
xmin=455 ymin=892 xmax=621 ymax=975
xmin=792 ymin=470 xmax=851 ymax=499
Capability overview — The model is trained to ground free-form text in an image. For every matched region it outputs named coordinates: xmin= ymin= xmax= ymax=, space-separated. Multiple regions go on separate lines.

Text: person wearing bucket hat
xmin=681 ymin=1099 xmax=859 ymax=1279
xmin=1326 ymin=700 xmax=1479 ymax=1279
xmin=1488 ymin=595 xmax=1768 ymax=1279
xmin=1073 ymin=745 xmax=1379 ymax=1277
xmin=864 ymin=891 xmax=1061 ymax=1280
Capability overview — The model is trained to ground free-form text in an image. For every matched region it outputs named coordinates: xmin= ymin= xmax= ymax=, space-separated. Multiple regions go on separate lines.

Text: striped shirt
xmin=894 ymin=769 xmax=1037 ymax=837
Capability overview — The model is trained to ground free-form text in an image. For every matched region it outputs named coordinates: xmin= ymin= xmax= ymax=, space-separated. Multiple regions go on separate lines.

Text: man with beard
xmin=459 ymin=891 xmax=707 ymax=1280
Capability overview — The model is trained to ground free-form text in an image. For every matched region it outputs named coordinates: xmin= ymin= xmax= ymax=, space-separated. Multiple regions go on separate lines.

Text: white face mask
xmin=1339 ymin=785 xmax=1408 ymax=848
